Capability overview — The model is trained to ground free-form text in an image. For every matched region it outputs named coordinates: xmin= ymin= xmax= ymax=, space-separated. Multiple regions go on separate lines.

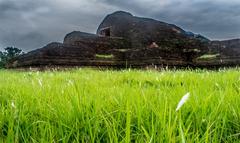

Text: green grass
xmin=0 ymin=68 xmax=240 ymax=142
xmin=95 ymin=54 xmax=114 ymax=59
xmin=197 ymin=54 xmax=220 ymax=60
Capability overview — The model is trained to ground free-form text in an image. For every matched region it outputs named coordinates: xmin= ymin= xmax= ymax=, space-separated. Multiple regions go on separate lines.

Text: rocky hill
xmin=7 ymin=11 xmax=240 ymax=69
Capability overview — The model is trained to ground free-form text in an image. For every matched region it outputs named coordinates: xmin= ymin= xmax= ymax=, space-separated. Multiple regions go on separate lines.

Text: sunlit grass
xmin=197 ymin=54 xmax=220 ymax=60
xmin=0 ymin=68 xmax=239 ymax=142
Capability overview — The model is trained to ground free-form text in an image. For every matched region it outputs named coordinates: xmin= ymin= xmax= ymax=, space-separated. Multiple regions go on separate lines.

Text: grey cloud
xmin=0 ymin=0 xmax=240 ymax=51
xmin=0 ymin=0 xmax=118 ymax=51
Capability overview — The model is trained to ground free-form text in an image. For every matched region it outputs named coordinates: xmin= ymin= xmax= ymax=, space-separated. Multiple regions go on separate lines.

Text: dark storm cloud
xmin=0 ymin=0 xmax=240 ymax=51
xmin=0 ymin=0 xmax=115 ymax=51
xmin=0 ymin=0 xmax=52 ymax=51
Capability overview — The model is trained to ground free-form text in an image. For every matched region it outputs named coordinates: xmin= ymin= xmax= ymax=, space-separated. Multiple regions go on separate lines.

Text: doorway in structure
xmin=100 ymin=27 xmax=111 ymax=37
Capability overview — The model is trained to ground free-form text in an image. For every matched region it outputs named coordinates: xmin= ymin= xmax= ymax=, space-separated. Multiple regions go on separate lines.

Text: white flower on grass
xmin=38 ymin=79 xmax=43 ymax=87
xmin=202 ymin=119 xmax=207 ymax=123
xmin=11 ymin=101 xmax=16 ymax=108
xmin=215 ymin=83 xmax=220 ymax=88
xmin=176 ymin=92 xmax=190 ymax=111
xmin=67 ymin=80 xmax=74 ymax=86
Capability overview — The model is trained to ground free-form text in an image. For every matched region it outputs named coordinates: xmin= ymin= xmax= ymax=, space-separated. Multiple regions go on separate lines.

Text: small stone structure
xmin=7 ymin=11 xmax=240 ymax=69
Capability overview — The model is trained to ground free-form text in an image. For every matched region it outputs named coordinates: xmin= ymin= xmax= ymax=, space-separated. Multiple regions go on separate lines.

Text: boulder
xmin=97 ymin=11 xmax=207 ymax=51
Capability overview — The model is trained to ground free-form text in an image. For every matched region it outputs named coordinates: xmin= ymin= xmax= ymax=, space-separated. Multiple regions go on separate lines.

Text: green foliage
xmin=0 ymin=51 xmax=4 ymax=68
xmin=0 ymin=47 xmax=23 ymax=68
xmin=197 ymin=54 xmax=220 ymax=60
xmin=0 ymin=68 xmax=240 ymax=142
xmin=95 ymin=54 xmax=114 ymax=58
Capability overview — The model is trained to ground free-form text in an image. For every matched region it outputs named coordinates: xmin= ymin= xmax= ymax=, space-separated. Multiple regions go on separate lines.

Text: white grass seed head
xmin=176 ymin=92 xmax=190 ymax=111
xmin=38 ymin=78 xmax=43 ymax=87
xmin=11 ymin=101 xmax=16 ymax=108
xmin=67 ymin=79 xmax=74 ymax=86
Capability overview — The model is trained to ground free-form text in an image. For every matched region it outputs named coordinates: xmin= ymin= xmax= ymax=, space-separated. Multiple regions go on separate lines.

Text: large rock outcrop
xmin=7 ymin=11 xmax=240 ymax=69
xmin=97 ymin=11 xmax=208 ymax=55
xmin=64 ymin=31 xmax=131 ymax=54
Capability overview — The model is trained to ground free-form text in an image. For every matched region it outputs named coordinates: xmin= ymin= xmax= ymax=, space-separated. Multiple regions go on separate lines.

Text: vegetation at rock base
xmin=0 ymin=68 xmax=239 ymax=142
xmin=95 ymin=54 xmax=114 ymax=59
xmin=197 ymin=54 xmax=220 ymax=60
xmin=0 ymin=47 xmax=23 ymax=68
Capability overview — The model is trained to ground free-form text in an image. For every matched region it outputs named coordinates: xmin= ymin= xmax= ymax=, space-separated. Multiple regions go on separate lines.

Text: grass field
xmin=0 ymin=68 xmax=240 ymax=142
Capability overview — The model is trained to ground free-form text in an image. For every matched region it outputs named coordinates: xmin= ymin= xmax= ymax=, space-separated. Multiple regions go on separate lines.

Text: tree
xmin=0 ymin=47 xmax=23 ymax=68
xmin=0 ymin=51 xmax=4 ymax=68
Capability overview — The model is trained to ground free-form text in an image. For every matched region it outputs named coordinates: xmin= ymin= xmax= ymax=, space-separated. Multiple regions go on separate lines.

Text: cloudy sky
xmin=0 ymin=0 xmax=240 ymax=51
